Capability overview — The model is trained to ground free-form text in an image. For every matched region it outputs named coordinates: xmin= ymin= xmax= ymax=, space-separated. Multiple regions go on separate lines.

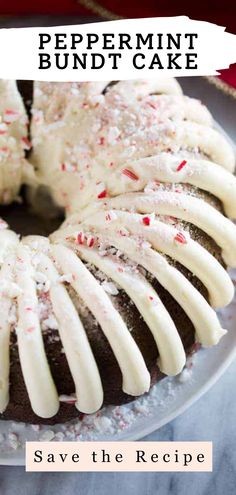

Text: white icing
xmin=15 ymin=244 xmax=59 ymax=418
xmin=100 ymin=192 xmax=236 ymax=266
xmin=51 ymin=244 xmax=151 ymax=396
xmin=75 ymin=153 xmax=236 ymax=219
xmin=37 ymin=251 xmax=104 ymax=414
xmin=81 ymin=209 xmax=234 ymax=308
xmin=76 ymin=245 xmax=186 ymax=376
xmin=107 ymin=78 xmax=183 ymax=98
xmin=51 ymin=227 xmax=226 ymax=347
xmin=0 ymin=257 xmax=16 ymax=413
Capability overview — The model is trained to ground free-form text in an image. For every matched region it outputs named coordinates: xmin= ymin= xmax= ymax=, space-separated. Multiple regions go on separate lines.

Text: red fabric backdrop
xmin=0 ymin=0 xmax=235 ymax=88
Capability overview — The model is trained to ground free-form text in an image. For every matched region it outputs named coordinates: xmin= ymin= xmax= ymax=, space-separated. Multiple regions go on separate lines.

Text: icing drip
xmin=36 ymin=250 xmax=104 ymax=414
xmin=73 ymin=245 xmax=186 ymax=376
xmin=51 ymin=244 xmax=151 ymax=397
xmin=0 ymin=257 xmax=18 ymax=412
xmin=15 ymin=244 xmax=59 ymax=418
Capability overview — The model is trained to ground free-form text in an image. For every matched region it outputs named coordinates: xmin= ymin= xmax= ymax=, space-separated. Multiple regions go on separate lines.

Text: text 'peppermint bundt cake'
xmin=0 ymin=78 xmax=236 ymax=424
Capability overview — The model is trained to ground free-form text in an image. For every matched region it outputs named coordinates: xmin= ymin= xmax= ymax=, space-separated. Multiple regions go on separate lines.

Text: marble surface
xmin=0 ymin=58 xmax=235 ymax=492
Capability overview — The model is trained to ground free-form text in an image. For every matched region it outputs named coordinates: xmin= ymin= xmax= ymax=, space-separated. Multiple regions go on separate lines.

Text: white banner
xmin=0 ymin=16 xmax=235 ymax=81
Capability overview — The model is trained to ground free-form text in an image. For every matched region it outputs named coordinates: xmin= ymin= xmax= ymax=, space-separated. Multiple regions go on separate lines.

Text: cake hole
xmin=0 ymin=186 xmax=64 ymax=237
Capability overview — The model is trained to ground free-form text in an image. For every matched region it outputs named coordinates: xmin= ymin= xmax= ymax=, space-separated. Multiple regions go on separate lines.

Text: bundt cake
xmin=0 ymin=78 xmax=236 ymax=425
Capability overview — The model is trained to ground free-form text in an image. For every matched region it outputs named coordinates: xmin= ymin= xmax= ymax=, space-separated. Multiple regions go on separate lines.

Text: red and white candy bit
xmin=142 ymin=213 xmax=155 ymax=226
xmin=142 ymin=216 xmax=151 ymax=226
xmin=59 ymin=394 xmax=77 ymax=405
xmin=148 ymin=295 xmax=158 ymax=306
xmin=174 ymin=232 xmax=188 ymax=244
xmin=3 ymin=109 xmax=20 ymax=124
xmin=118 ymin=228 xmax=128 ymax=237
xmin=96 ymin=181 xmax=107 ymax=199
xmin=25 ymin=326 xmax=35 ymax=334
xmin=176 ymin=160 xmax=187 ymax=172
xmin=76 ymin=231 xmax=95 ymax=248
xmin=76 ymin=231 xmax=85 ymax=245
xmin=105 ymin=210 xmax=117 ymax=222
xmin=97 ymin=189 xmax=107 ymax=199
xmin=87 ymin=235 xmax=95 ymax=248
xmin=146 ymin=100 xmax=159 ymax=110
xmin=122 ymin=168 xmax=139 ymax=181
xmin=99 ymin=136 xmax=105 ymax=145
xmin=21 ymin=137 xmax=32 ymax=150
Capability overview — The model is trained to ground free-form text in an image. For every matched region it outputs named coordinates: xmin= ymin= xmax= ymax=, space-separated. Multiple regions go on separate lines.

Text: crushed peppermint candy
xmin=148 ymin=295 xmax=158 ymax=306
xmin=76 ymin=231 xmax=85 ymax=245
xmin=178 ymin=367 xmax=193 ymax=383
xmin=174 ymin=232 xmax=188 ymax=244
xmin=105 ymin=210 xmax=117 ymax=222
xmin=59 ymin=394 xmax=77 ymax=404
xmin=3 ymin=109 xmax=20 ymax=124
xmin=99 ymin=136 xmax=105 ymax=145
xmin=96 ymin=181 xmax=107 ymax=199
xmin=8 ymin=432 xmax=19 ymax=450
xmin=0 ymin=347 xmax=204 ymax=447
xmin=39 ymin=430 xmax=55 ymax=442
xmin=93 ymin=416 xmax=113 ymax=433
xmin=75 ymin=232 xmax=96 ymax=248
xmin=21 ymin=137 xmax=32 ymax=150
xmin=118 ymin=228 xmax=129 ymax=237
xmin=42 ymin=315 xmax=59 ymax=331
xmin=107 ymin=126 xmax=120 ymax=144
xmin=97 ymin=189 xmax=107 ymax=199
xmin=176 ymin=160 xmax=187 ymax=172
xmin=101 ymin=281 xmax=119 ymax=296
xmin=25 ymin=326 xmax=36 ymax=334
xmin=142 ymin=213 xmax=155 ymax=226
xmin=142 ymin=216 xmax=151 ymax=226
xmin=87 ymin=235 xmax=95 ymax=248
xmin=60 ymin=162 xmax=76 ymax=173
xmin=122 ymin=169 xmax=139 ymax=181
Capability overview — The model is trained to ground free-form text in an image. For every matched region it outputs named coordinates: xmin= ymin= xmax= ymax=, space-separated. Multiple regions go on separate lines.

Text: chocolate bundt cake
xmin=0 ymin=78 xmax=236 ymax=425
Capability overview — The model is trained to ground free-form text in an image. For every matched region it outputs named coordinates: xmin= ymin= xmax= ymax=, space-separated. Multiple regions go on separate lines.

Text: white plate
xmin=0 ymin=123 xmax=236 ymax=466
